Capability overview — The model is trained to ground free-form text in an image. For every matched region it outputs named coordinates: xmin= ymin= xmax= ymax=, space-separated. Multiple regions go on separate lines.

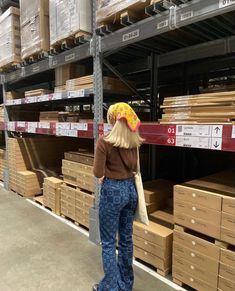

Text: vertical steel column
xmin=89 ymin=0 xmax=103 ymax=245
xmin=2 ymin=80 xmax=9 ymax=190
xmin=149 ymin=53 xmax=159 ymax=180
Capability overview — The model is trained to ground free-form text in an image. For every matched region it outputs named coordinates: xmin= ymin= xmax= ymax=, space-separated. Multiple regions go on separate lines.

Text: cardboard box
xmin=173 ymin=267 xmax=217 ymax=291
xmin=173 ymin=230 xmax=220 ymax=260
xmin=55 ymin=64 xmax=77 ymax=87
xmin=62 ymin=160 xmax=93 ymax=175
xmin=173 ymin=242 xmax=219 ymax=274
xmin=49 ymin=0 xmax=91 ymax=46
xmin=0 ymin=7 xmax=21 ymax=68
xmin=220 ymin=248 xmax=235 ymax=269
xmin=220 ymin=263 xmax=235 ymax=283
xmin=143 ymin=179 xmax=174 ymax=204
xmin=174 ymin=199 xmax=221 ymax=224
xmin=174 ymin=184 xmax=222 ymax=211
xmin=75 ymin=189 xmax=95 ymax=207
xmin=223 ymin=196 xmax=235 ymax=216
xmin=173 ymin=255 xmax=218 ymax=287
xmin=133 ymin=221 xmax=173 ymax=248
xmin=20 ymin=0 xmax=49 ymax=59
xmin=221 ymin=227 xmax=235 ymax=246
xmin=222 ymin=212 xmax=235 ymax=230
xmin=174 ymin=212 xmax=221 ymax=239
xmin=61 ymin=200 xmax=75 ymax=220
xmin=218 ymin=276 xmax=235 ymax=291
xmin=64 ymin=151 xmax=94 ymax=166
xmin=133 ymin=235 xmax=171 ymax=259
xmin=134 ymin=246 xmax=171 ymax=271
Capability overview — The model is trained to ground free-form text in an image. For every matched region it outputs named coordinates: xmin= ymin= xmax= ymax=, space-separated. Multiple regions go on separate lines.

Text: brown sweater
xmin=93 ymin=137 xmax=137 ymax=179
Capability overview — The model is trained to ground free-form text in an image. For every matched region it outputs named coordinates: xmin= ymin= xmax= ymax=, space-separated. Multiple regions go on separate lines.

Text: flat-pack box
xmin=20 ymin=0 xmax=49 ymax=59
xmin=0 ymin=7 xmax=21 ymax=68
xmin=173 ymin=242 xmax=219 ymax=274
xmin=221 ymin=227 xmax=235 ymax=246
xmin=64 ymin=151 xmax=94 ymax=166
xmin=218 ymin=276 xmax=235 ymax=291
xmin=220 ymin=248 xmax=235 ymax=269
xmin=220 ymin=263 xmax=235 ymax=283
xmin=50 ymin=0 xmax=91 ymax=46
xmin=173 ymin=267 xmax=217 ymax=291
xmin=173 ymin=230 xmax=220 ymax=260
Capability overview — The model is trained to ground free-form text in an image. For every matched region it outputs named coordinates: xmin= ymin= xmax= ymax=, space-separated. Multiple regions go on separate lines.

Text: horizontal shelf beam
xmin=101 ymin=0 xmax=235 ymax=53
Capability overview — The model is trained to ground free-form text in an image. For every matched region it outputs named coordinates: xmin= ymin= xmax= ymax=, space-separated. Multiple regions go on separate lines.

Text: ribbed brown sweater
xmin=93 ymin=137 xmax=137 ymax=179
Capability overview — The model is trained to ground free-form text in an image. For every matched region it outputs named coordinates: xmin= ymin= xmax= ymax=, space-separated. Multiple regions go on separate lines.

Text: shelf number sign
xmin=219 ymin=0 xmax=235 ymax=8
xmin=167 ymin=137 xmax=175 ymax=145
xmin=167 ymin=125 xmax=176 ymax=136
xmin=122 ymin=29 xmax=140 ymax=42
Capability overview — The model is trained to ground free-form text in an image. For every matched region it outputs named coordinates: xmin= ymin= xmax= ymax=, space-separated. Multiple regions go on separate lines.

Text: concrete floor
xmin=0 ymin=188 xmax=177 ymax=291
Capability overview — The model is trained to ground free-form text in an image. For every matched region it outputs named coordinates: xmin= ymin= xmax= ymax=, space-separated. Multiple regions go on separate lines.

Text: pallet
xmin=175 ymin=224 xmax=231 ymax=249
xmin=0 ymin=61 xmax=21 ymax=73
xmin=62 ymin=181 xmax=94 ymax=196
xmin=49 ymin=32 xmax=91 ymax=55
xmin=96 ymin=1 xmax=151 ymax=35
xmin=75 ymin=221 xmax=89 ymax=231
xmin=21 ymin=51 xmax=49 ymax=66
xmin=133 ymin=256 xmax=170 ymax=277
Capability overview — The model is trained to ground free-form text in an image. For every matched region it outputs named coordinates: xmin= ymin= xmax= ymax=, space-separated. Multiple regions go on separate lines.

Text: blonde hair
xmin=104 ymin=119 xmax=144 ymax=149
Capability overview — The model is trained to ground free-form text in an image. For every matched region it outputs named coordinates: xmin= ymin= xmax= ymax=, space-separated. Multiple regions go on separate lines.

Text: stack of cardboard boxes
xmin=173 ymin=170 xmax=235 ymax=290
xmin=43 ymin=177 xmax=62 ymax=215
xmin=219 ymin=247 xmax=235 ymax=290
xmin=0 ymin=148 xmax=5 ymax=181
xmin=133 ymin=221 xmax=173 ymax=276
xmin=61 ymin=150 xmax=95 ymax=228
xmin=0 ymin=6 xmax=21 ymax=69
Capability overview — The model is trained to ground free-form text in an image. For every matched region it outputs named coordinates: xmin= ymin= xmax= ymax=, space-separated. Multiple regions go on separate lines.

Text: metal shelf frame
xmin=1 ymin=0 xmax=235 ymax=252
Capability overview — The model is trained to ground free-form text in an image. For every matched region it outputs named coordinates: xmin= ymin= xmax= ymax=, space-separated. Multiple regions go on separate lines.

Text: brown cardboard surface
xmin=173 ymin=242 xmax=219 ymax=274
xmin=62 ymin=160 xmax=93 ymax=175
xmin=174 ymin=199 xmax=221 ymax=224
xmin=221 ymin=227 xmax=235 ymax=246
xmin=222 ymin=212 xmax=235 ymax=230
xmin=174 ymin=184 xmax=222 ymax=211
xmin=133 ymin=221 xmax=173 ymax=248
xmin=220 ymin=248 xmax=235 ymax=269
xmin=223 ymin=196 xmax=235 ymax=216
xmin=174 ymin=212 xmax=221 ymax=239
xmin=173 ymin=230 xmax=220 ymax=260
xmin=218 ymin=276 xmax=235 ymax=291
xmin=173 ymin=267 xmax=217 ymax=291
xmin=143 ymin=179 xmax=174 ymax=204
xmin=173 ymin=255 xmax=218 ymax=287
xmin=64 ymin=151 xmax=94 ymax=166
xmin=220 ymin=263 xmax=235 ymax=283
xmin=133 ymin=235 xmax=171 ymax=259
xmin=134 ymin=246 xmax=171 ymax=271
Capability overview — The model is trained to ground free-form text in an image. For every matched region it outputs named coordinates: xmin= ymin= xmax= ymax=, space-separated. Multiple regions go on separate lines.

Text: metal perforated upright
xmin=89 ymin=0 xmax=103 ymax=245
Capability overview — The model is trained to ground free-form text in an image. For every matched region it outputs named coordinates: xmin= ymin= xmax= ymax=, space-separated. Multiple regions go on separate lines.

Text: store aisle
xmin=0 ymin=188 xmax=177 ymax=291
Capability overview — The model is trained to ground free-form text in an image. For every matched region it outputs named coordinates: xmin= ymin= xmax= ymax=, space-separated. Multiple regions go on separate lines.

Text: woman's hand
xmin=99 ymin=176 xmax=105 ymax=184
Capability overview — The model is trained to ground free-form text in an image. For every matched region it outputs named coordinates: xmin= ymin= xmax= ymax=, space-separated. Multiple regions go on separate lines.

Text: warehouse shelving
xmin=1 ymin=0 xmax=235 ymax=288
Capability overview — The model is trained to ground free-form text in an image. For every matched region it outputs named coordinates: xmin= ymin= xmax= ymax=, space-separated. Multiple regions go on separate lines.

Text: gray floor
xmin=0 ymin=188 xmax=176 ymax=291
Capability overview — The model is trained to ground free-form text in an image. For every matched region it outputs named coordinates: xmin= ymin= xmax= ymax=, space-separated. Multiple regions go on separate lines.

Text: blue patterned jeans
xmin=98 ymin=177 xmax=138 ymax=291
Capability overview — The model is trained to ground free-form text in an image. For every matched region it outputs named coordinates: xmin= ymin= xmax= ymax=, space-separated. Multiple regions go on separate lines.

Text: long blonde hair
xmin=104 ymin=113 xmax=144 ymax=149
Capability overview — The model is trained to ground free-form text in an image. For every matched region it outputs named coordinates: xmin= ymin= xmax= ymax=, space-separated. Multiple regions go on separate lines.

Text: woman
xmin=93 ymin=102 xmax=143 ymax=291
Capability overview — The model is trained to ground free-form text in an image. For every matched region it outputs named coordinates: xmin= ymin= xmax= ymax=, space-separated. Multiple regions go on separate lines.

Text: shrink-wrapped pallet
xmin=49 ymin=0 xmax=91 ymax=46
xmin=20 ymin=0 xmax=49 ymax=59
xmin=0 ymin=7 xmax=21 ymax=68
xmin=96 ymin=0 xmax=150 ymax=24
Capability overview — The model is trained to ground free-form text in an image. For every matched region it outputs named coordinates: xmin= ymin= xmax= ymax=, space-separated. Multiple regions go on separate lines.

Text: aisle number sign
xmin=219 ymin=0 xmax=235 ymax=8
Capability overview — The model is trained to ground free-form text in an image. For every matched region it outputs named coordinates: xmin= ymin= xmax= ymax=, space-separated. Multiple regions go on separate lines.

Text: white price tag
xmin=180 ymin=11 xmax=193 ymax=21
xmin=37 ymin=95 xmax=50 ymax=102
xmin=210 ymin=138 xmax=222 ymax=150
xmin=67 ymin=130 xmax=78 ymax=137
xmin=56 ymin=129 xmax=69 ymax=136
xmin=122 ymin=29 xmax=140 ymax=42
xmin=52 ymin=93 xmax=63 ymax=100
xmin=13 ymin=99 xmax=22 ymax=105
xmin=17 ymin=122 xmax=26 ymax=128
xmin=56 ymin=123 xmax=71 ymax=130
xmin=38 ymin=122 xmax=50 ymax=129
xmin=27 ymin=122 xmax=38 ymax=133
xmin=6 ymin=100 xmax=14 ymax=105
xmin=67 ymin=89 xmax=85 ymax=98
xmin=232 ymin=125 xmax=235 ymax=138
xmin=219 ymin=0 xmax=235 ymax=8
xmin=25 ymin=97 xmax=37 ymax=103
xmin=70 ymin=123 xmax=88 ymax=131
xmin=157 ymin=20 xmax=169 ymax=29
xmin=176 ymin=136 xmax=210 ymax=149
xmin=212 ymin=125 xmax=223 ymax=137
xmin=8 ymin=122 xmax=15 ymax=131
